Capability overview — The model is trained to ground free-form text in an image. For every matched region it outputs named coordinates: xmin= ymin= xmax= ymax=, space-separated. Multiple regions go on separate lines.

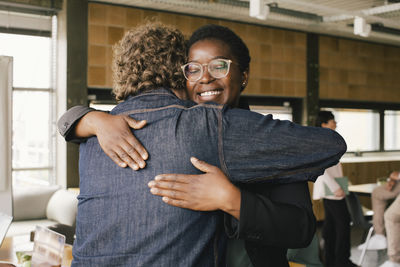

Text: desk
xmin=348 ymin=183 xmax=378 ymax=217
xmin=348 ymin=183 xmax=378 ymax=196
xmin=0 ymin=235 xmax=72 ymax=266
xmin=0 ymin=235 xmax=30 ymax=264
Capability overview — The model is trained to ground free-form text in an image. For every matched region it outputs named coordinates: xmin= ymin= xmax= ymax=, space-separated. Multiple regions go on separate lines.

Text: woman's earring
xmin=241 ymin=81 xmax=247 ymax=91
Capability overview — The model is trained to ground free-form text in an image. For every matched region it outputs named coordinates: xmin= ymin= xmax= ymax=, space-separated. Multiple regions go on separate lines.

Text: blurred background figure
xmin=379 ymin=193 xmax=400 ymax=267
xmin=313 ymin=111 xmax=356 ymax=267
xmin=358 ymin=170 xmax=400 ymax=251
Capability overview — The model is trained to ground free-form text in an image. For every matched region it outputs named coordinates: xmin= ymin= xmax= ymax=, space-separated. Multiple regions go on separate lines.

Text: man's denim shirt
xmin=73 ymin=88 xmax=346 ymax=266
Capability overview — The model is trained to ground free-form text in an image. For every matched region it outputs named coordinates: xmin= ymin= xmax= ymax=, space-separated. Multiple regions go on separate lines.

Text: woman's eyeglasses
xmin=181 ymin=59 xmax=233 ymax=82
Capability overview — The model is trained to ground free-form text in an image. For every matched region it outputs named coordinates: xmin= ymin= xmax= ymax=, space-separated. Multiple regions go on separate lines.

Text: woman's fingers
xmin=126 ymin=117 xmax=147 ymax=130
xmin=149 ymin=186 xmax=185 ymax=200
xmin=154 ymin=173 xmax=192 ymax=183
xmin=148 ymin=182 xmax=198 ymax=210
xmin=96 ymin=114 xmax=149 ymax=170
xmin=119 ymin=140 xmax=146 ymax=169
xmin=107 ymin=146 xmax=139 ymax=170
xmin=150 ymin=159 xmax=234 ymax=212
xmin=154 ymin=158 xmax=221 ymax=180
xmin=148 ymin=179 xmax=187 ymax=190
xmin=190 ymin=157 xmax=218 ymax=173
xmin=162 ymin=197 xmax=187 ymax=209
xmin=123 ymin=116 xmax=149 ymax=161
xmin=107 ymin=150 xmax=128 ymax=168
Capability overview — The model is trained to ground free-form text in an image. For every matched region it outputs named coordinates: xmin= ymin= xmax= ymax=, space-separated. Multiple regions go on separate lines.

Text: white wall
xmin=0 ymin=56 xmax=13 ymax=216
xmin=56 ymin=0 xmax=67 ymax=188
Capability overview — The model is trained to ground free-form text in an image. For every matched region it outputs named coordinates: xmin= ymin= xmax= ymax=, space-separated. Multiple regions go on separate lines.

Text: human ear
xmin=241 ymin=69 xmax=249 ymax=91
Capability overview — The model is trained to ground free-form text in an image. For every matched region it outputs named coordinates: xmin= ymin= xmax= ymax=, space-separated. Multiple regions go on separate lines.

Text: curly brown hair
xmin=112 ymin=22 xmax=187 ymax=101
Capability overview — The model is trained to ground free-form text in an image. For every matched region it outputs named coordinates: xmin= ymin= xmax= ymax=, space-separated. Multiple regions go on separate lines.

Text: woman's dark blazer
xmin=226 ymin=99 xmax=316 ymax=267
xmin=225 ymin=181 xmax=316 ymax=267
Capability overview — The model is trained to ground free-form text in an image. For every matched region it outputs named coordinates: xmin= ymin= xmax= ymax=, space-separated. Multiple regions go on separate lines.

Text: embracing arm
xmin=149 ymin=159 xmax=315 ymax=247
xmin=57 ymin=105 xmax=95 ymax=142
xmin=221 ymin=108 xmax=347 ymax=184
xmin=149 ymin=157 xmax=241 ymax=219
xmin=57 ymin=105 xmax=148 ymax=169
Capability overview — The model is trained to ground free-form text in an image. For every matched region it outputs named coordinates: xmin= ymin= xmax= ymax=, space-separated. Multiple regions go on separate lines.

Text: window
xmin=89 ymin=102 xmax=116 ymax=112
xmin=385 ymin=110 xmax=400 ymax=151
xmin=250 ymin=105 xmax=293 ymax=121
xmin=322 ymin=108 xmax=380 ymax=152
xmin=0 ymin=18 xmax=56 ymax=186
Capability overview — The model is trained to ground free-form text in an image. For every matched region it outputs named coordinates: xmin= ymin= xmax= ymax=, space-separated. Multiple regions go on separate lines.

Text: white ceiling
xmin=95 ymin=0 xmax=400 ymax=46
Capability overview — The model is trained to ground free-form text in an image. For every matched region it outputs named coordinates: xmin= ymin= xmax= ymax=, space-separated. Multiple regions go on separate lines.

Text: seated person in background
xmin=358 ymin=171 xmax=400 ymax=250
xmin=379 ymin=193 xmax=400 ymax=267
xmin=60 ymin=23 xmax=346 ymax=266
xmin=312 ymin=111 xmax=356 ymax=267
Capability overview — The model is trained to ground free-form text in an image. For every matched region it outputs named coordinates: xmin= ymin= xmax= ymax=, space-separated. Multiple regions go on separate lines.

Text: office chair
xmin=345 ymin=192 xmax=374 ymax=266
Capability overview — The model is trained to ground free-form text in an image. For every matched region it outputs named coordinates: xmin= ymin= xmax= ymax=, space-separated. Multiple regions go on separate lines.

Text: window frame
xmin=1 ymin=14 xmax=57 ymax=185
xmin=320 ymin=99 xmax=400 ymax=153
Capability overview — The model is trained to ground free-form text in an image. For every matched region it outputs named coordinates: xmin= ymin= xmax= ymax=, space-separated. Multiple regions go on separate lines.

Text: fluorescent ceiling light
xmin=250 ymin=0 xmax=270 ymax=20
xmin=354 ymin=16 xmax=371 ymax=37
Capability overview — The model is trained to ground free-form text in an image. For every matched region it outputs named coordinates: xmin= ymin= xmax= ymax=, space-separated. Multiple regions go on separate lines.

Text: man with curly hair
xmin=67 ymin=23 xmax=346 ymax=266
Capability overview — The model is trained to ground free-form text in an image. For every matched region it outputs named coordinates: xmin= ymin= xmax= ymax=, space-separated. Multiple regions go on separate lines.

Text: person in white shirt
xmin=313 ymin=111 xmax=356 ymax=267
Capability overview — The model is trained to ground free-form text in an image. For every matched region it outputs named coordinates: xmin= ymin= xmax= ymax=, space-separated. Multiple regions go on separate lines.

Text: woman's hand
xmin=76 ymin=111 xmax=149 ymax=170
xmin=390 ymin=171 xmax=400 ymax=181
xmin=386 ymin=179 xmax=396 ymax=191
xmin=386 ymin=171 xmax=399 ymax=191
xmin=148 ymin=157 xmax=241 ymax=219
xmin=334 ymin=187 xmax=345 ymax=198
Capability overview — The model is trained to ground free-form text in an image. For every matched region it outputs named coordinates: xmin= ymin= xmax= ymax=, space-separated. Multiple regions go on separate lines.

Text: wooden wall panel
xmin=87 ymin=3 xmax=307 ymax=97
xmin=319 ymin=36 xmax=400 ymax=102
xmin=342 ymin=161 xmax=400 ymax=185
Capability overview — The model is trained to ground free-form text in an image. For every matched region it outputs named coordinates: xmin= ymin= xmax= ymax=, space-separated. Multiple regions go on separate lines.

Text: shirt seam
xmin=117 ymin=103 xmax=223 ymax=116
xmin=218 ymin=109 xmax=230 ymax=179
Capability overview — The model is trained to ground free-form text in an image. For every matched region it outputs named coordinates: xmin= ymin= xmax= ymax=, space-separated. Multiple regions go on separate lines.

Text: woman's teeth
xmin=200 ymin=90 xmax=221 ymax=97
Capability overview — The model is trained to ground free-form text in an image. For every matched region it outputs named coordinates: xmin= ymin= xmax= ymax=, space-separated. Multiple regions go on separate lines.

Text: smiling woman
xmin=184 ymin=24 xmax=250 ymax=108
xmin=185 ymin=39 xmax=246 ymax=108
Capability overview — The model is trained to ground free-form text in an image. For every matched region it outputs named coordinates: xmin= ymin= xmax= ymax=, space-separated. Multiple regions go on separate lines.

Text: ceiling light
xmin=354 ymin=16 xmax=371 ymax=37
xmin=249 ymin=0 xmax=270 ymax=20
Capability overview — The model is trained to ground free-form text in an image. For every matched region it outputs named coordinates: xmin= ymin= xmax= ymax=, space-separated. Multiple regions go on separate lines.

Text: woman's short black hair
xmin=187 ymin=24 xmax=250 ymax=72
xmin=316 ymin=111 xmax=335 ymax=127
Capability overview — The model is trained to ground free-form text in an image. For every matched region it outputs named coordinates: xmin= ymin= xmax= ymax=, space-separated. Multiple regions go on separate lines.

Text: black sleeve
xmin=224 ymin=181 xmax=316 ymax=248
xmin=57 ymin=105 xmax=97 ymax=143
